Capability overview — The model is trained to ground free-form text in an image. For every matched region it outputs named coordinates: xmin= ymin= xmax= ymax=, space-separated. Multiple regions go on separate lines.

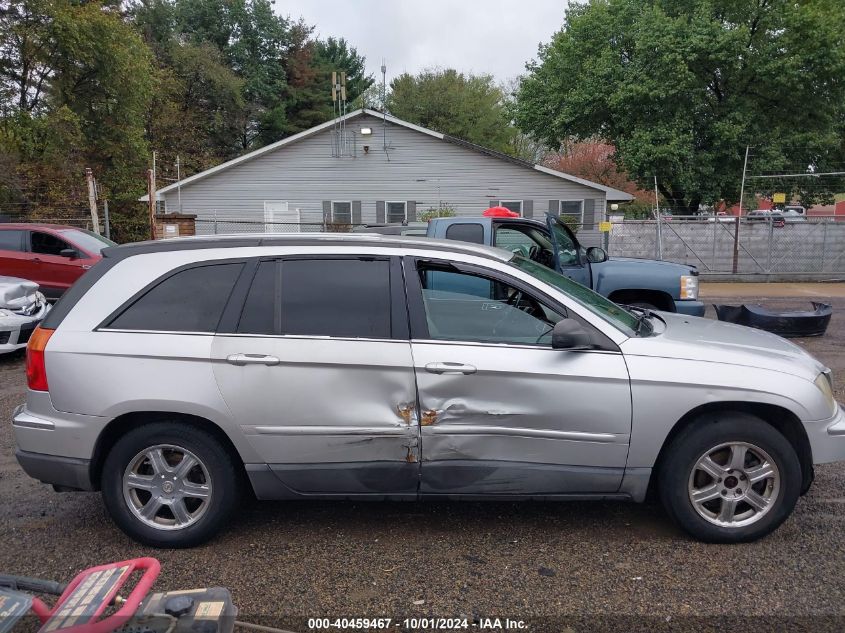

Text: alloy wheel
xmin=122 ymin=444 xmax=212 ymax=530
xmin=687 ymin=441 xmax=780 ymax=528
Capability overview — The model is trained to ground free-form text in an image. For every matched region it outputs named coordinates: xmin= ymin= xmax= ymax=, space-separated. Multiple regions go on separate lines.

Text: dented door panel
xmin=412 ymin=341 xmax=632 ymax=495
xmin=212 ymin=335 xmax=420 ymax=494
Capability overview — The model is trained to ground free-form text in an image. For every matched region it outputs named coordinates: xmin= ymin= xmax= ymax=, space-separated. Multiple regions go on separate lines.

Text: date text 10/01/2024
xmin=307 ymin=618 xmax=528 ymax=630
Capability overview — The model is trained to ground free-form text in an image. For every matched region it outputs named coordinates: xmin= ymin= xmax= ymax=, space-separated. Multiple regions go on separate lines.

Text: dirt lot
xmin=1 ymin=287 xmax=845 ymax=632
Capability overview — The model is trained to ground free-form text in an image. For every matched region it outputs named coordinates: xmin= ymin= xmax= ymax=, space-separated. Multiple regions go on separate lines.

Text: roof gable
xmin=142 ymin=108 xmax=632 ymax=201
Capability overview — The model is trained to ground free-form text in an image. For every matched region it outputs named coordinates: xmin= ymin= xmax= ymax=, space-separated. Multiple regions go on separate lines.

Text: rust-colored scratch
xmin=405 ymin=447 xmax=418 ymax=463
xmin=421 ymin=409 xmax=439 ymax=426
xmin=396 ymin=403 xmax=414 ymax=424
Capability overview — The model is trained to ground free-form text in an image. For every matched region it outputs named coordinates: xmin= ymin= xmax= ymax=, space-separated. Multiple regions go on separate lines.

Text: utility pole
xmin=103 ymin=199 xmax=110 ymax=241
xmin=147 ymin=151 xmax=157 ymax=240
xmin=732 ymin=145 xmax=750 ymax=274
xmin=85 ymin=168 xmax=101 ymax=235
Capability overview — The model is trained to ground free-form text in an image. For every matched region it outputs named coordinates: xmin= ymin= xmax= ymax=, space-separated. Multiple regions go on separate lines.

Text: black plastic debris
xmin=713 ymin=302 xmax=832 ymax=338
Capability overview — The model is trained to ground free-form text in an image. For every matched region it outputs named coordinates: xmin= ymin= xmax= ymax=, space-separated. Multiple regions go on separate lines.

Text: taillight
xmin=26 ymin=327 xmax=54 ymax=392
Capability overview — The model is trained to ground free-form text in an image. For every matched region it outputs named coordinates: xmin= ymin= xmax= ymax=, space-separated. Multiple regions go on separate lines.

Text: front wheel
xmin=101 ymin=422 xmax=241 ymax=548
xmin=658 ymin=414 xmax=801 ymax=543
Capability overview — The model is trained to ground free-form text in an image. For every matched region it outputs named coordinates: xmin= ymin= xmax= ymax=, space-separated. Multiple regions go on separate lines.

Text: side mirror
xmin=586 ymin=246 xmax=608 ymax=264
xmin=59 ymin=248 xmax=77 ymax=259
xmin=551 ymin=318 xmax=593 ymax=350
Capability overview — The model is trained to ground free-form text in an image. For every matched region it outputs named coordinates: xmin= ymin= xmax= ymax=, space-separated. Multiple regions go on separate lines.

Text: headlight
xmin=680 ymin=275 xmax=699 ymax=300
xmin=815 ymin=372 xmax=836 ymax=414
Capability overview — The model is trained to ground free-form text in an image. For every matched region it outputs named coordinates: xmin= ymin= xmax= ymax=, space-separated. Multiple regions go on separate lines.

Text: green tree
xmin=314 ymin=37 xmax=374 ymax=104
xmin=515 ymin=0 xmax=845 ymax=214
xmin=0 ymin=0 xmax=155 ymax=237
xmin=387 ymin=68 xmax=516 ymax=154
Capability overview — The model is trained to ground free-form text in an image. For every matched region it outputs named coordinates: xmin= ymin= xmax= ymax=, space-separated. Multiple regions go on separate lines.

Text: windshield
xmin=509 ymin=255 xmax=641 ymax=335
xmin=59 ymin=229 xmax=116 ymax=254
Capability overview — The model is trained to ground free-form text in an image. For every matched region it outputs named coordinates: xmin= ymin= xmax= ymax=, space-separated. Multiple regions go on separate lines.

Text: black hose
xmin=0 ymin=574 xmax=67 ymax=596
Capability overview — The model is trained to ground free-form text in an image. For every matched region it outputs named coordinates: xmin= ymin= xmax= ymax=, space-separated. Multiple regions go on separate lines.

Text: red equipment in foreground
xmin=0 ymin=558 xmax=238 ymax=633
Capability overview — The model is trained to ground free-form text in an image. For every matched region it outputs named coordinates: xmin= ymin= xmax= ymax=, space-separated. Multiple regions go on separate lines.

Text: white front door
xmin=263 ymin=201 xmax=298 ymax=233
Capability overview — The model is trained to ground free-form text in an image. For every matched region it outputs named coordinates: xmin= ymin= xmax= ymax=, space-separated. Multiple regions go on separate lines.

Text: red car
xmin=0 ymin=224 xmax=116 ymax=299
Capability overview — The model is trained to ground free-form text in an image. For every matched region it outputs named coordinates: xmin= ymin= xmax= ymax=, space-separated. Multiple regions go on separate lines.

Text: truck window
xmin=445 ymin=223 xmax=484 ymax=244
xmin=494 ymin=225 xmax=555 ymax=269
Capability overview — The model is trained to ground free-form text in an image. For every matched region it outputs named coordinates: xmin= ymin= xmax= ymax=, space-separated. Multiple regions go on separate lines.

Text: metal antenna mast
xmin=381 ymin=60 xmax=387 ymax=151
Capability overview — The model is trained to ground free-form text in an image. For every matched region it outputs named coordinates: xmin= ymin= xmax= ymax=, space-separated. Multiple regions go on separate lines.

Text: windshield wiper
xmin=624 ymin=305 xmax=655 ymax=335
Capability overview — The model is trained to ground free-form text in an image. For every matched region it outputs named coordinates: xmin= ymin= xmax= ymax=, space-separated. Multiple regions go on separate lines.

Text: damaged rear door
xmin=212 ymin=255 xmax=420 ymax=498
xmin=405 ymin=257 xmax=631 ymax=497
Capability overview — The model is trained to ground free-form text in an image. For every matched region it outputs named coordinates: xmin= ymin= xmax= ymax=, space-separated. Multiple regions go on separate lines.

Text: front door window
xmin=419 ymin=265 xmax=564 ymax=346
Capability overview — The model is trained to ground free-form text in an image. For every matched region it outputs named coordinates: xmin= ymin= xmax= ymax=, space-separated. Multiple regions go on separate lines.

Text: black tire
xmin=101 ymin=422 xmax=241 ymax=548
xmin=658 ymin=413 xmax=801 ymax=543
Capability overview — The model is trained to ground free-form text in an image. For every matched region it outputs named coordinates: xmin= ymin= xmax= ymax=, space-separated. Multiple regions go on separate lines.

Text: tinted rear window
xmin=445 ymin=223 xmax=484 ymax=244
xmin=274 ymin=259 xmax=391 ymax=338
xmin=107 ymin=262 xmax=243 ymax=332
xmin=0 ymin=230 xmax=24 ymax=251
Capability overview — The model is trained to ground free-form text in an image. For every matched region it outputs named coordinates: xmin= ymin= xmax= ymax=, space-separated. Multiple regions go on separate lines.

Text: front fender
xmin=623 ymin=354 xmax=829 ymax=469
xmin=591 ymin=258 xmax=691 ymax=300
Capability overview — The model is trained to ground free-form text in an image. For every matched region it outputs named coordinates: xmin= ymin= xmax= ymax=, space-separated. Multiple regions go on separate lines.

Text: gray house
xmin=144 ymin=109 xmax=632 ymax=244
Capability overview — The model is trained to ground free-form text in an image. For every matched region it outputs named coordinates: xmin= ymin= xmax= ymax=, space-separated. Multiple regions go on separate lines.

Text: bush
xmin=419 ymin=204 xmax=456 ymax=222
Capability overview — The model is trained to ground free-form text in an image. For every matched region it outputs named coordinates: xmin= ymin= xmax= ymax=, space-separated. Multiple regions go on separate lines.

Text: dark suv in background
xmin=0 ymin=224 xmax=115 ymax=299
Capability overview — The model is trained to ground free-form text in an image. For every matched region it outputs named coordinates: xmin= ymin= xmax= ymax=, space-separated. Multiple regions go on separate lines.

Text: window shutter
xmin=376 ymin=201 xmax=385 ymax=223
xmin=322 ymin=201 xmax=331 ymax=222
xmin=523 ymin=200 xmax=534 ymax=219
xmin=548 ymin=200 xmax=559 ymax=217
xmin=352 ymin=200 xmax=362 ymax=225
xmin=583 ymin=199 xmax=596 ymax=228
xmin=407 ymin=200 xmax=417 ymax=221
xmin=489 ymin=200 xmax=500 ymax=207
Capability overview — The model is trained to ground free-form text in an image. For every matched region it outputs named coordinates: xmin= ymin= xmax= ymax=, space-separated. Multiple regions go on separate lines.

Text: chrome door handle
xmin=226 ymin=353 xmax=280 ymax=366
xmin=425 ymin=362 xmax=477 ymax=375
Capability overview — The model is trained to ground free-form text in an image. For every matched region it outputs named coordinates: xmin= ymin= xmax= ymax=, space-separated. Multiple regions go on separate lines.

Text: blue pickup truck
xmin=422 ymin=215 xmax=704 ymax=316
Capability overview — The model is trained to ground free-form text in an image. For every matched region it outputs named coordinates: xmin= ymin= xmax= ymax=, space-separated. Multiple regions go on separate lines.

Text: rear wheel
xmin=101 ymin=422 xmax=241 ymax=548
xmin=658 ymin=414 xmax=801 ymax=543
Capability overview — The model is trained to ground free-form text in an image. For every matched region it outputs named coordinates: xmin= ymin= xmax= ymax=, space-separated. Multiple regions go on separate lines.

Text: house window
xmin=386 ymin=201 xmax=407 ymax=223
xmin=559 ymin=200 xmax=585 ymax=224
xmin=332 ymin=201 xmax=352 ymax=224
xmin=500 ymin=200 xmax=523 ymax=216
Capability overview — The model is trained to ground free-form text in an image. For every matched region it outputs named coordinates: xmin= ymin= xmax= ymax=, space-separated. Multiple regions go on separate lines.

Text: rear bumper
xmin=15 ymin=449 xmax=93 ymax=491
xmin=674 ymin=300 xmax=705 ymax=317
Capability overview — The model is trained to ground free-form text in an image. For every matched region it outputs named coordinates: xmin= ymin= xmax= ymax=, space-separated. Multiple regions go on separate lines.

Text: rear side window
xmin=237 ymin=258 xmax=392 ymax=338
xmin=237 ymin=260 xmax=276 ymax=335
xmin=106 ymin=262 xmax=243 ymax=332
xmin=0 ymin=230 xmax=24 ymax=251
xmin=445 ymin=223 xmax=484 ymax=244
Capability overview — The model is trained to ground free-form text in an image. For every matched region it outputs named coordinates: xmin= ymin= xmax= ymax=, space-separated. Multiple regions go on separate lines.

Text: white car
xmin=0 ymin=276 xmax=50 ymax=353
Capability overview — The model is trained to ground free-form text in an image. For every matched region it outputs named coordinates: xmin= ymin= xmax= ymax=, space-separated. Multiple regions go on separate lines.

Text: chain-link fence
xmin=194 ymin=219 xmax=337 ymax=235
xmin=606 ymin=215 xmax=845 ymax=277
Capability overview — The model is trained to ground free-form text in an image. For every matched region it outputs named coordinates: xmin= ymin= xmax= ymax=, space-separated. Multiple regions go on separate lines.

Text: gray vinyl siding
xmin=162 ymin=114 xmax=607 ymax=238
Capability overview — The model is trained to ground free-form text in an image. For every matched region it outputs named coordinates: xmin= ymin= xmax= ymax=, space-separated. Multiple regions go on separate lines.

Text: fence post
xmin=731 ymin=217 xmax=740 ymax=273
xmin=712 ymin=217 xmax=717 ymax=270
xmin=213 ymin=209 xmax=218 ymax=234
xmin=822 ymin=219 xmax=828 ymax=272
xmin=767 ymin=218 xmax=774 ymax=273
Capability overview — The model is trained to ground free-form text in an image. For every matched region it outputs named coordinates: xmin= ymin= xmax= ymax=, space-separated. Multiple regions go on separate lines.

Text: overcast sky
xmin=278 ymin=0 xmax=570 ymax=84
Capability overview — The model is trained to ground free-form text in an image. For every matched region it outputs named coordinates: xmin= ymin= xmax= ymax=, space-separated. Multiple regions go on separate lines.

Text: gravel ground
xmin=1 ymin=292 xmax=844 ymax=632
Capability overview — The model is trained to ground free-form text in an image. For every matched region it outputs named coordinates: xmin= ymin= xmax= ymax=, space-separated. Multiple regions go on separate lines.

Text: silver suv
xmin=13 ymin=234 xmax=845 ymax=547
